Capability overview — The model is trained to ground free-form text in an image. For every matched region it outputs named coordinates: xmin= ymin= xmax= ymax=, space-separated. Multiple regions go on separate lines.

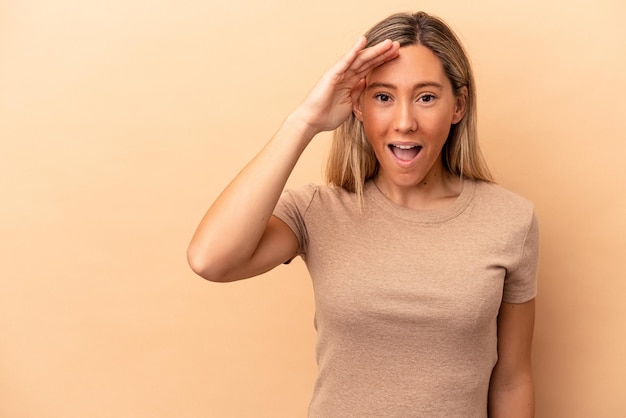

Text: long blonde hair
xmin=326 ymin=12 xmax=493 ymax=200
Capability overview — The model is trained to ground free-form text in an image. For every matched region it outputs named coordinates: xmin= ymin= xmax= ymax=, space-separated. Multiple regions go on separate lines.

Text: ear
xmin=353 ymin=98 xmax=364 ymax=122
xmin=452 ymin=86 xmax=468 ymax=124
xmin=352 ymin=78 xmax=366 ymax=122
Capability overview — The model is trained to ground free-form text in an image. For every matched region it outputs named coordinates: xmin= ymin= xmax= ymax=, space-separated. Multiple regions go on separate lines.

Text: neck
xmin=374 ymin=168 xmax=462 ymax=210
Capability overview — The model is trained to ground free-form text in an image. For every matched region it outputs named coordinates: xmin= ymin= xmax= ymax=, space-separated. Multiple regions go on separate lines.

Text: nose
xmin=393 ymin=101 xmax=418 ymax=133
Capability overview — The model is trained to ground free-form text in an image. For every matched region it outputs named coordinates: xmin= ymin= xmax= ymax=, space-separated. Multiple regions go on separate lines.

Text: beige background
xmin=1 ymin=0 xmax=625 ymax=417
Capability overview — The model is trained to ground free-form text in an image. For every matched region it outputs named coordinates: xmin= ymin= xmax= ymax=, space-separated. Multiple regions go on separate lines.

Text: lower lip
xmin=388 ymin=146 xmax=421 ymax=169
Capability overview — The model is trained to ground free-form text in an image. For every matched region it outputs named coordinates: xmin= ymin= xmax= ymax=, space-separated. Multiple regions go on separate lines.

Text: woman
xmin=188 ymin=11 xmax=538 ymax=418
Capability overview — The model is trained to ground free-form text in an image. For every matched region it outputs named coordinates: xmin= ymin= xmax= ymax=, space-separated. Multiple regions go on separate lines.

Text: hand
xmin=292 ymin=37 xmax=400 ymax=135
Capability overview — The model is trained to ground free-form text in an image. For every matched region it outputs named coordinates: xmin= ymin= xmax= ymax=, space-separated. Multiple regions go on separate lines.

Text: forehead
xmin=366 ymin=44 xmax=449 ymax=86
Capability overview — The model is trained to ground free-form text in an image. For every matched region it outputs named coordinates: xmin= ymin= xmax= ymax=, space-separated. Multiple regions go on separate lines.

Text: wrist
xmin=271 ymin=112 xmax=317 ymax=154
xmin=285 ymin=108 xmax=322 ymax=139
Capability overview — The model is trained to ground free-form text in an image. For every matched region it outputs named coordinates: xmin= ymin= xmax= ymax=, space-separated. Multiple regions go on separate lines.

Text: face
xmin=354 ymin=44 xmax=466 ymax=194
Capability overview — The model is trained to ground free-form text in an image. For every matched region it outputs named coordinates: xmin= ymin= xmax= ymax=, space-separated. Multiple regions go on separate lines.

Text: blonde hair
xmin=326 ymin=11 xmax=493 ymax=200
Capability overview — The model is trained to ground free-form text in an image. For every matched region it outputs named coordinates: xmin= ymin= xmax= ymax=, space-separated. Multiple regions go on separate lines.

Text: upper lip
xmin=388 ymin=142 xmax=422 ymax=149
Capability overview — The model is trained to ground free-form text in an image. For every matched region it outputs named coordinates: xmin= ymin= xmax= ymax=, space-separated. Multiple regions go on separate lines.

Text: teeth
xmin=392 ymin=144 xmax=418 ymax=150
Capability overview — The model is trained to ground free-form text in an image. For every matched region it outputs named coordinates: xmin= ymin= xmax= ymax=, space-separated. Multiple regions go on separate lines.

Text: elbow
xmin=186 ymin=244 xmax=233 ymax=283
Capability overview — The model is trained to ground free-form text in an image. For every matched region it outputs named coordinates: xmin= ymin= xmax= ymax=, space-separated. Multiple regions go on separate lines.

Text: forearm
xmin=488 ymin=375 xmax=534 ymax=418
xmin=187 ymin=37 xmax=400 ymax=281
xmin=187 ymin=113 xmax=315 ymax=279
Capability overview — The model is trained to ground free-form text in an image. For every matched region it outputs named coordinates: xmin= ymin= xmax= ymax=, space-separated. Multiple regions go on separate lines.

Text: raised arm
xmin=187 ymin=37 xmax=400 ymax=282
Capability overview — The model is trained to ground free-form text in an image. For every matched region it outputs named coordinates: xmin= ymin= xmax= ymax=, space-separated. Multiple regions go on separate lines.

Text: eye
xmin=374 ymin=93 xmax=392 ymax=103
xmin=418 ymin=94 xmax=436 ymax=104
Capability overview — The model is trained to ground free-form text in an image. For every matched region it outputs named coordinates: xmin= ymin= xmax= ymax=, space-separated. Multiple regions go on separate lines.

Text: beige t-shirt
xmin=274 ymin=179 xmax=539 ymax=417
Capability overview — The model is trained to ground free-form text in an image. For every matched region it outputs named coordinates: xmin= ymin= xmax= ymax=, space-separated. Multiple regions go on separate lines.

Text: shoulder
xmin=466 ymin=181 xmax=538 ymax=240
xmin=281 ymin=183 xmax=319 ymax=203
xmin=472 ymin=180 xmax=535 ymax=217
xmin=282 ymin=183 xmax=355 ymax=206
xmin=278 ymin=183 xmax=360 ymax=221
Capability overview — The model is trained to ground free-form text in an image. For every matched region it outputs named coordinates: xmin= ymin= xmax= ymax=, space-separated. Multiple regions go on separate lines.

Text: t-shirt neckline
xmin=364 ymin=178 xmax=476 ymax=224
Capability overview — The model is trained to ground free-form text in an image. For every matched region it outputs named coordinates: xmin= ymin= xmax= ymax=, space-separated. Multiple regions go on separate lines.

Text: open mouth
xmin=388 ymin=144 xmax=422 ymax=161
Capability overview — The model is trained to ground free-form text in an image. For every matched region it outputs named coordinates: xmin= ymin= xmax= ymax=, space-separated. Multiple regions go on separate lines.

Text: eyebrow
xmin=366 ymin=81 xmax=444 ymax=91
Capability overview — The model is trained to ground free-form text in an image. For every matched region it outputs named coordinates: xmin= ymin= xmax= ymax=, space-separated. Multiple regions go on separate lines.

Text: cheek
xmin=361 ymin=108 xmax=390 ymax=135
xmin=423 ymin=111 xmax=455 ymax=137
xmin=360 ymin=118 xmax=378 ymax=141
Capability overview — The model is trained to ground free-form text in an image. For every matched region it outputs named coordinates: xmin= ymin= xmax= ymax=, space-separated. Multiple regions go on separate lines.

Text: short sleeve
xmin=273 ymin=183 xmax=318 ymax=259
xmin=502 ymin=210 xmax=540 ymax=303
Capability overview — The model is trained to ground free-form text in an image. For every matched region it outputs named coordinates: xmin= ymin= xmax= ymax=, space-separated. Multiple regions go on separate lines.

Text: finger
xmin=351 ymin=40 xmax=400 ymax=78
xmin=353 ymin=39 xmax=395 ymax=68
xmin=329 ymin=36 xmax=368 ymax=76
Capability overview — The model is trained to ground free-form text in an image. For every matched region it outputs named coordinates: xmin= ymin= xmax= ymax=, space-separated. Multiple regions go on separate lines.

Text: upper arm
xmin=494 ymin=299 xmax=535 ymax=377
xmin=488 ymin=299 xmax=535 ymax=416
xmin=207 ymin=215 xmax=300 ymax=282
xmin=246 ymin=214 xmax=300 ymax=277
